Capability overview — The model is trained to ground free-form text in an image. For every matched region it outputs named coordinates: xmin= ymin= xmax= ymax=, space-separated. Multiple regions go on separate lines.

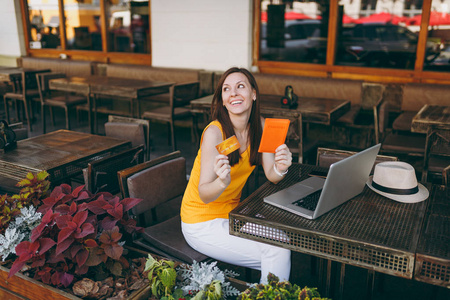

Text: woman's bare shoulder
xmin=202 ymin=123 xmax=223 ymax=145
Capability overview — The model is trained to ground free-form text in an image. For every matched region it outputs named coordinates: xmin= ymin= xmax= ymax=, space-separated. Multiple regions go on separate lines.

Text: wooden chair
xmin=117 ymin=151 xmax=209 ymax=264
xmin=104 ymin=115 xmax=150 ymax=161
xmin=83 ymin=145 xmax=144 ymax=194
xmin=316 ymin=147 xmax=398 ymax=174
xmin=377 ymin=99 xmax=427 ymax=158
xmin=36 ymin=72 xmax=88 ymax=133
xmin=142 ymin=81 xmax=199 ymax=151
xmin=9 ymin=122 xmax=28 ymax=141
xmin=3 ymin=70 xmax=50 ymax=132
xmin=422 ymin=124 xmax=450 ymax=185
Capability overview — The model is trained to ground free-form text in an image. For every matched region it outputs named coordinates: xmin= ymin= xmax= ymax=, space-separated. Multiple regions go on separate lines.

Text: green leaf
xmin=37 ymin=171 xmax=49 ymax=181
xmin=145 ymin=254 xmax=157 ymax=272
xmin=160 ymin=267 xmax=176 ymax=290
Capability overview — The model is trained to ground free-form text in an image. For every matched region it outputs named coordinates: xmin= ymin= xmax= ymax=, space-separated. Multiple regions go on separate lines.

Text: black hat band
xmin=372 ymin=180 xmax=419 ymax=195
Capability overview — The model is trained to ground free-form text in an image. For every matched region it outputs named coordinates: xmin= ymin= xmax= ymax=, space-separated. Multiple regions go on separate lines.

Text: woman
xmin=181 ymin=67 xmax=292 ymax=283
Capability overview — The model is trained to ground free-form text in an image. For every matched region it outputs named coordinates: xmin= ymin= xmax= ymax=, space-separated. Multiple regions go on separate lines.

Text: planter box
xmin=0 ymin=248 xmax=150 ymax=300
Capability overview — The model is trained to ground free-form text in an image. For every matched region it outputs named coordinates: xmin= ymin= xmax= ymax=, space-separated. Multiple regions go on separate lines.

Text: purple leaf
xmin=56 ymin=237 xmax=74 ymax=256
xmin=59 ymin=272 xmax=74 ymax=288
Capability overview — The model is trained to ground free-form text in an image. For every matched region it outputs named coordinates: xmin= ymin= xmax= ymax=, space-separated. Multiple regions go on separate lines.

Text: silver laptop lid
xmin=313 ymin=143 xmax=381 ymax=218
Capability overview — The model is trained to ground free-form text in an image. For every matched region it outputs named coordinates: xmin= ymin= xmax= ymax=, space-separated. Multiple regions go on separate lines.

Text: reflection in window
xmin=334 ymin=0 xmax=440 ymax=70
xmin=106 ymin=0 xmax=150 ymax=53
xmin=28 ymin=2 xmax=61 ymax=49
xmin=423 ymin=0 xmax=450 ymax=72
xmin=64 ymin=0 xmax=103 ymax=51
xmin=259 ymin=0 xmax=329 ymax=64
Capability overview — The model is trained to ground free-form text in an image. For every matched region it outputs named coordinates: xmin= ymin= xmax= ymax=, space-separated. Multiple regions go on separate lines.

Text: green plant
xmin=237 ymin=273 xmax=329 ymax=300
xmin=145 ymin=255 xmax=240 ymax=300
xmin=0 ymin=171 xmax=50 ymax=236
xmin=144 ymin=254 xmax=177 ymax=299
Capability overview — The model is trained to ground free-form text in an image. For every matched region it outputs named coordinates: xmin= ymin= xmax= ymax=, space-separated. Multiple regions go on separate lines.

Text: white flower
xmin=0 ymin=227 xmax=26 ymax=261
xmin=177 ymin=260 xmax=240 ymax=299
xmin=14 ymin=206 xmax=42 ymax=230
xmin=0 ymin=205 xmax=42 ymax=261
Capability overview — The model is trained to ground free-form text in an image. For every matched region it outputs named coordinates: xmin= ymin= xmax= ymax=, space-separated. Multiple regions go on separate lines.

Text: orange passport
xmin=258 ymin=118 xmax=290 ymax=153
xmin=216 ymin=135 xmax=240 ymax=155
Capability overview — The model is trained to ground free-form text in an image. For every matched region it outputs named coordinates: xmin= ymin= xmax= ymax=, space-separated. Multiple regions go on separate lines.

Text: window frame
xmin=253 ymin=0 xmax=450 ymax=85
xmin=19 ymin=0 xmax=152 ymax=65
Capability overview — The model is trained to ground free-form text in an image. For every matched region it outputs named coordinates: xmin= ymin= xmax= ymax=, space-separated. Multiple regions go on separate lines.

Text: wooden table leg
xmin=87 ymin=94 xmax=93 ymax=134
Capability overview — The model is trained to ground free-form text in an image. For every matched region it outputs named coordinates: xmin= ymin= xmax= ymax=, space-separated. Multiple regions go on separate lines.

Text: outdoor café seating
xmin=83 ymin=145 xmax=144 ymax=194
xmin=141 ymin=81 xmax=200 ymax=151
xmin=422 ymin=124 xmax=450 ymax=185
xmin=104 ymin=115 xmax=150 ymax=161
xmin=3 ymin=69 xmax=50 ymax=132
xmin=36 ymin=72 xmax=87 ymax=133
xmin=118 ymin=151 xmax=209 ymax=264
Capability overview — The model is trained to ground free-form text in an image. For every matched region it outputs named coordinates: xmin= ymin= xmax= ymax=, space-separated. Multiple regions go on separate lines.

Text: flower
xmin=0 ymin=205 xmax=42 ymax=261
xmin=0 ymin=227 xmax=26 ymax=261
xmin=177 ymin=260 xmax=240 ymax=299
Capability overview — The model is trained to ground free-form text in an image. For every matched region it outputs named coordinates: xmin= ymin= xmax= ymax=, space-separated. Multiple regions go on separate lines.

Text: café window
xmin=258 ymin=0 xmax=450 ymax=74
xmin=64 ymin=0 xmax=103 ymax=51
xmin=24 ymin=0 xmax=151 ymax=62
xmin=423 ymin=1 xmax=450 ymax=72
xmin=106 ymin=0 xmax=149 ymax=53
xmin=28 ymin=0 xmax=62 ymax=49
xmin=259 ymin=0 xmax=330 ymax=64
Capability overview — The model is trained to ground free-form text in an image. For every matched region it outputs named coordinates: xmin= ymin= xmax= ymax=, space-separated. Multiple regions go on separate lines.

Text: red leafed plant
xmin=8 ymin=183 xmax=143 ymax=289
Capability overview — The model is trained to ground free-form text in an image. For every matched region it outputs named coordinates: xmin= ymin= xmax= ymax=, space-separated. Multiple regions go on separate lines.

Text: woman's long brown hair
xmin=211 ymin=67 xmax=262 ymax=166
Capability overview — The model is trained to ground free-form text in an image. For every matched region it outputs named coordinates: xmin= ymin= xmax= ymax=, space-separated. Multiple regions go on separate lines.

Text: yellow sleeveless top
xmin=181 ymin=121 xmax=256 ymax=224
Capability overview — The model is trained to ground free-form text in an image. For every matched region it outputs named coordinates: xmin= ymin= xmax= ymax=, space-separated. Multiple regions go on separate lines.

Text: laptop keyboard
xmin=292 ymin=189 xmax=323 ymax=211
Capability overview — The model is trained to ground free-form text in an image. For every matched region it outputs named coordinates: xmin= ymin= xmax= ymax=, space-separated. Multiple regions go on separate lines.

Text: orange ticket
xmin=258 ymin=118 xmax=290 ymax=153
xmin=216 ymin=135 xmax=240 ymax=155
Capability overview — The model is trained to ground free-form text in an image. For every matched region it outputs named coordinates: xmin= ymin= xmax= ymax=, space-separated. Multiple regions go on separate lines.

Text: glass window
xmin=335 ymin=1 xmax=425 ymax=69
xmin=64 ymin=0 xmax=103 ymax=51
xmin=28 ymin=0 xmax=61 ymax=49
xmin=106 ymin=0 xmax=149 ymax=53
xmin=423 ymin=0 xmax=450 ymax=72
xmin=259 ymin=0 xmax=329 ymax=64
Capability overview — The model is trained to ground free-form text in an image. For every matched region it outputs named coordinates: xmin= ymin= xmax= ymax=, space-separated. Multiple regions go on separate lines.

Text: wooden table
xmin=229 ymin=163 xmax=431 ymax=298
xmin=0 ymin=67 xmax=50 ymax=82
xmin=411 ymin=105 xmax=450 ymax=133
xmin=0 ymin=130 xmax=131 ymax=187
xmin=49 ymin=76 xmax=173 ymax=133
xmin=191 ymin=94 xmax=350 ymax=163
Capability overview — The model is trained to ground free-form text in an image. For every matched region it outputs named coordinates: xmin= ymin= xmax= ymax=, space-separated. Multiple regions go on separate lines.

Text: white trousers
xmin=182 ymin=218 xmax=291 ymax=283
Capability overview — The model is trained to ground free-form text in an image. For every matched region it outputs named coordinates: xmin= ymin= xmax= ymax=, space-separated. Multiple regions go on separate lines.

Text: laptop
xmin=264 ymin=144 xmax=381 ymax=219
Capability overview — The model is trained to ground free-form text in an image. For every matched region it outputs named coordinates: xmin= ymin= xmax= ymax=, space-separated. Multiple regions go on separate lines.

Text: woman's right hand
xmin=214 ymin=154 xmax=231 ymax=188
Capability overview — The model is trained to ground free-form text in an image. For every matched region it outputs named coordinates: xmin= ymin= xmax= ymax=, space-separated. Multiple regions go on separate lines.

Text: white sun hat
xmin=366 ymin=161 xmax=429 ymax=203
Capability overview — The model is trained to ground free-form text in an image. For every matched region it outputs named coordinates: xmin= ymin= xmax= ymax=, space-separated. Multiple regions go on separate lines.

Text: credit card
xmin=216 ymin=135 xmax=240 ymax=155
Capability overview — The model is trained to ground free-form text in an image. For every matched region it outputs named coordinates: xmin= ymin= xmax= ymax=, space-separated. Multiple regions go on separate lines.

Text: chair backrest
xmin=105 ymin=115 xmax=150 ymax=160
xmin=9 ymin=122 xmax=28 ymax=140
xmin=170 ymin=81 xmax=200 ymax=112
xmin=118 ymin=151 xmax=186 ymax=227
xmin=20 ymin=70 xmax=52 ymax=95
xmin=85 ymin=145 xmax=144 ymax=194
xmin=373 ymin=98 xmax=390 ymax=145
xmin=36 ymin=72 xmax=66 ymax=104
xmin=316 ymin=147 xmax=398 ymax=173
xmin=423 ymin=124 xmax=450 ymax=183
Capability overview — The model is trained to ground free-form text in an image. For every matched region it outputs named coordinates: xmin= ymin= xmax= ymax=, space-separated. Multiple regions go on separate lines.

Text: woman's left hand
xmin=274 ymin=144 xmax=292 ymax=173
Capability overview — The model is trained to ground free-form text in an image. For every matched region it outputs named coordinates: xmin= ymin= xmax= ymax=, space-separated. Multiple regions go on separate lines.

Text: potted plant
xmin=144 ymin=254 xmax=241 ymax=300
xmin=0 ymin=171 xmax=50 ymax=262
xmin=237 ymin=273 xmax=329 ymax=300
xmin=1 ymin=171 xmax=151 ymax=299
